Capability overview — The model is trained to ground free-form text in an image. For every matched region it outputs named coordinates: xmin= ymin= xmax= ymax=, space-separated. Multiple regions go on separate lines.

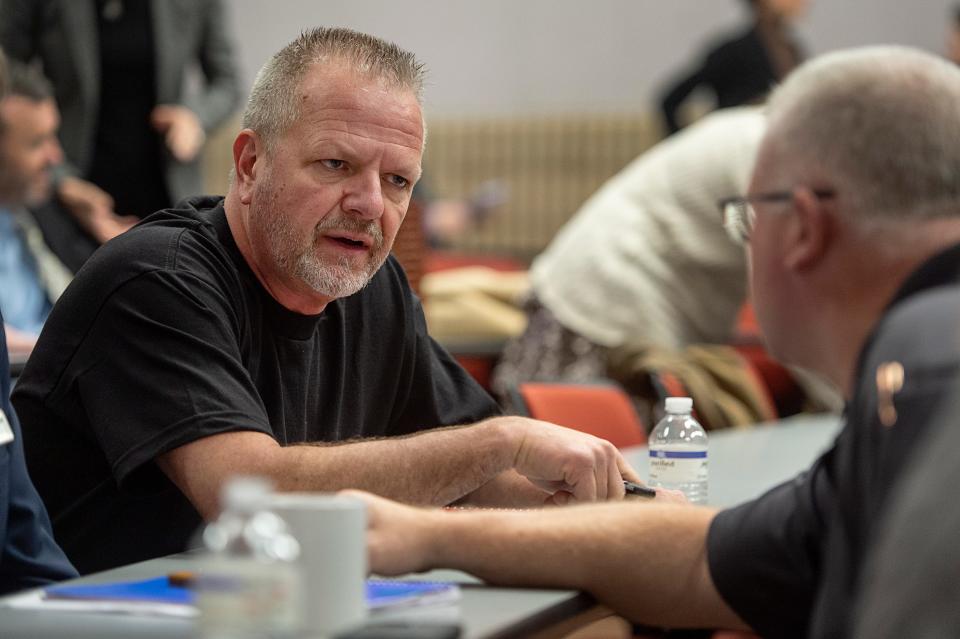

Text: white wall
xmin=224 ymin=0 xmax=955 ymax=117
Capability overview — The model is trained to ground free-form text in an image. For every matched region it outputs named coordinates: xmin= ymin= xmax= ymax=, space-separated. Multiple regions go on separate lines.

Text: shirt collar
xmin=883 ymin=242 xmax=960 ymax=312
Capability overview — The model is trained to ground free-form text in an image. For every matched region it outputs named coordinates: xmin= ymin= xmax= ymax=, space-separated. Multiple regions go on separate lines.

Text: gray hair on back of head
xmin=764 ymin=45 xmax=960 ymax=222
xmin=241 ymin=26 xmax=426 ymax=151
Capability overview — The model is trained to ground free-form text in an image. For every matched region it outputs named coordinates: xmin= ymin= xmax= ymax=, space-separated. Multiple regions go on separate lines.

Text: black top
xmin=660 ymin=25 xmax=797 ymax=134
xmin=851 ymin=379 xmax=960 ymax=637
xmin=0 ymin=313 xmax=76 ymax=594
xmin=13 ymin=196 xmax=500 ymax=575
xmin=88 ymin=0 xmax=170 ymax=217
xmin=707 ymin=243 xmax=960 ymax=639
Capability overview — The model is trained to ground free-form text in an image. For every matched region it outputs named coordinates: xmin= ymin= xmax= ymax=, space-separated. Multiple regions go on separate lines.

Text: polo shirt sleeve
xmin=707 ymin=449 xmax=837 ymax=639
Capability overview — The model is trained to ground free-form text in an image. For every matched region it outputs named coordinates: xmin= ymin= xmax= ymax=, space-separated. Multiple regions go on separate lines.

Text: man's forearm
xmin=422 ymin=503 xmax=747 ymax=631
xmin=456 ymin=470 xmax=550 ymax=507
xmin=160 ymin=415 xmax=637 ymax=518
xmin=278 ymin=419 xmax=518 ymax=505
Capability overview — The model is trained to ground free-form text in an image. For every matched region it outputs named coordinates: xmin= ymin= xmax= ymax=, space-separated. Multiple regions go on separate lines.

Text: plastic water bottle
xmin=196 ymin=477 xmax=302 ymax=638
xmin=648 ymin=397 xmax=708 ymax=504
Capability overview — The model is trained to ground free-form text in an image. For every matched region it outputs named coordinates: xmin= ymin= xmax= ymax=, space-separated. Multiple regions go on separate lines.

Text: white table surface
xmin=0 ymin=556 xmax=596 ymax=639
xmin=624 ymin=412 xmax=843 ymax=507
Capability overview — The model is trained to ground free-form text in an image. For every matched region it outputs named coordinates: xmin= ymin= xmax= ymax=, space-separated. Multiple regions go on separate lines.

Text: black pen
xmin=624 ymin=480 xmax=657 ymax=499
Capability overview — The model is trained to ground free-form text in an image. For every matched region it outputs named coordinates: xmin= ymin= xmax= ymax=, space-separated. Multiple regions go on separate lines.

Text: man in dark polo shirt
xmin=354 ymin=45 xmax=960 ymax=639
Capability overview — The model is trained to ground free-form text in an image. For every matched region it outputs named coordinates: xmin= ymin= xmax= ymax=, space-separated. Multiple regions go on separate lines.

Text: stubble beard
xmin=268 ymin=208 xmax=389 ymax=300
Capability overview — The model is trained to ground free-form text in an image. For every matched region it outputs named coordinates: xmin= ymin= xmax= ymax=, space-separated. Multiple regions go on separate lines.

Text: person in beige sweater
xmin=492 ymin=107 xmax=764 ymax=396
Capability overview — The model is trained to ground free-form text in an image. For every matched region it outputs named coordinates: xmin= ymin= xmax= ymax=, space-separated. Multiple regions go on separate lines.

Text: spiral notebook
xmin=366 ymin=580 xmax=460 ymax=609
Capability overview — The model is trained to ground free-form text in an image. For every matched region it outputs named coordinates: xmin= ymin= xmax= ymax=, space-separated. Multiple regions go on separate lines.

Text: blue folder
xmin=46 ymin=577 xmax=194 ymax=605
xmin=366 ymin=580 xmax=460 ymax=609
xmin=46 ymin=576 xmax=458 ymax=609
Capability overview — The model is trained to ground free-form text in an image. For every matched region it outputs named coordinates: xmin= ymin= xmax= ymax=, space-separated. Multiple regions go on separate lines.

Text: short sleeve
xmin=424 ymin=334 xmax=502 ymax=424
xmin=707 ymin=451 xmax=836 ymax=639
xmin=384 ymin=275 xmax=501 ymax=433
xmin=68 ymin=269 xmax=272 ymax=486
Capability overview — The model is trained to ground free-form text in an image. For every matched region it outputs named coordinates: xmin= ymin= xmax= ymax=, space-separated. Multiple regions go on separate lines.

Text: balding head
xmin=748 ymin=46 xmax=960 ymax=393
xmin=762 ymin=46 xmax=960 ymax=223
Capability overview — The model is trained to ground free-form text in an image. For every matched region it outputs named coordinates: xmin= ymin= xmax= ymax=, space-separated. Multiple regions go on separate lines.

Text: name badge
xmin=0 ymin=409 xmax=14 ymax=446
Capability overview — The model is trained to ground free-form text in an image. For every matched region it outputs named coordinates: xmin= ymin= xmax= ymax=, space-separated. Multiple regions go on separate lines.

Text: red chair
xmin=424 ymin=250 xmax=525 ymax=274
xmin=513 ymin=382 xmax=647 ymax=448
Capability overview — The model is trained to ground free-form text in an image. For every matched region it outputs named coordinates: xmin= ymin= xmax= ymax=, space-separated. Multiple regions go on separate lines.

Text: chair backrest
xmin=515 ymin=382 xmax=647 ymax=448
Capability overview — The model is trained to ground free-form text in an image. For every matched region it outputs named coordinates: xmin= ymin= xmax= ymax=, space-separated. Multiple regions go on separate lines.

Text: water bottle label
xmin=649 ymin=451 xmax=708 ymax=484
xmin=649 ymin=450 xmax=707 ymax=459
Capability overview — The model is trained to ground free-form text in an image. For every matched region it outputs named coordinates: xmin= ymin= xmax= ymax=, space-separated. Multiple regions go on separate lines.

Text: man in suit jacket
xmin=0 ymin=0 xmax=242 ymax=245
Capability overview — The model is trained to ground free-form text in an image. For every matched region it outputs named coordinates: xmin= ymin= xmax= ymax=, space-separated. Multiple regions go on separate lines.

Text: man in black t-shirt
xmin=356 ymin=45 xmax=960 ymax=639
xmin=12 ymin=28 xmax=643 ymax=575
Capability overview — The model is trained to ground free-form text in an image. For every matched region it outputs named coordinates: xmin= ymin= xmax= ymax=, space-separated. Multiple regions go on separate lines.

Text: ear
xmin=233 ymin=129 xmax=262 ymax=206
xmin=783 ymin=187 xmax=832 ymax=272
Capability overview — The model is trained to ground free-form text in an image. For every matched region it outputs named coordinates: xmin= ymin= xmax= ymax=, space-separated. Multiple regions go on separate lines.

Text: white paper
xmin=0 ymin=409 xmax=14 ymax=446
xmin=1 ymin=588 xmax=197 ymax=618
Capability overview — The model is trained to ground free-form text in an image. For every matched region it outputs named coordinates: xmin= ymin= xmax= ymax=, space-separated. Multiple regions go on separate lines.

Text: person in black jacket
xmin=659 ymin=0 xmax=808 ymax=134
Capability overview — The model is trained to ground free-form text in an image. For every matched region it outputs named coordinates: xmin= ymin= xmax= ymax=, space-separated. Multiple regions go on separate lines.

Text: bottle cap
xmin=665 ymin=397 xmax=693 ymax=414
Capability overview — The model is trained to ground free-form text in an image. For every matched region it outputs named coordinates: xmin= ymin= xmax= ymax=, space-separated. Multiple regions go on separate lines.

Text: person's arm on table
xmin=157 ymin=415 xmax=642 ymax=520
xmin=354 ymin=491 xmax=749 ymax=632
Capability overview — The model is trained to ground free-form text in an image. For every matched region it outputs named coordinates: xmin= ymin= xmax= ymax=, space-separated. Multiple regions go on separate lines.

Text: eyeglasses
xmin=717 ymin=189 xmax=835 ymax=243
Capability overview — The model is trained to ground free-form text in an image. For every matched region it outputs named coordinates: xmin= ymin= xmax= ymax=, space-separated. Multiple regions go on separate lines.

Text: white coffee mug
xmin=268 ymin=493 xmax=368 ymax=636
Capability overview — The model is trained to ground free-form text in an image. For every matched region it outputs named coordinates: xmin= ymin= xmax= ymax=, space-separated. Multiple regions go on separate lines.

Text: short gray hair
xmin=241 ymin=27 xmax=426 ymax=150
xmin=764 ymin=45 xmax=960 ymax=221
